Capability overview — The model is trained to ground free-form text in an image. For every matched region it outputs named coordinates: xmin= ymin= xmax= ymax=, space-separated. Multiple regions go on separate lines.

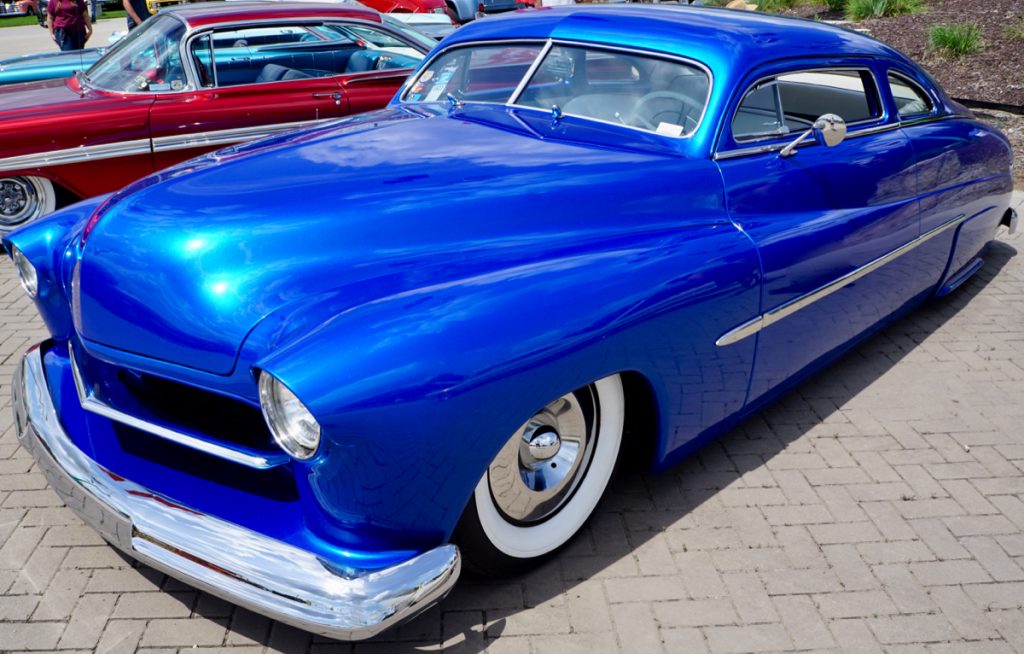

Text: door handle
xmin=313 ymin=91 xmax=342 ymax=106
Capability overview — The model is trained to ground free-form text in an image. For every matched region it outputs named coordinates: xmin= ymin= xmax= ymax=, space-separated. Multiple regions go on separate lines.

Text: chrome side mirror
xmin=779 ymin=113 xmax=847 ymax=158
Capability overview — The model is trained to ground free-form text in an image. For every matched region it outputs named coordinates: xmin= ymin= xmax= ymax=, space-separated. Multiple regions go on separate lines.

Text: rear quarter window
xmin=888 ymin=71 xmax=934 ymax=119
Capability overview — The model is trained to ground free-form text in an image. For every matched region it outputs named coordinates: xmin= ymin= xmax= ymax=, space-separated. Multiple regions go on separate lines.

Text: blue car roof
xmin=445 ymin=5 xmax=910 ymax=74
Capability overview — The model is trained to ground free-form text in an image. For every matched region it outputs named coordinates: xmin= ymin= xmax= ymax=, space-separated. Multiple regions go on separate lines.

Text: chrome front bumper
xmin=13 ymin=346 xmax=461 ymax=641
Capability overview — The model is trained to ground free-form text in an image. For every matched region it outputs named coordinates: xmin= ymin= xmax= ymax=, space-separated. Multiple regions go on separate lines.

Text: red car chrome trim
xmin=0 ymin=119 xmax=329 ymax=171
xmin=0 ymin=139 xmax=152 ymax=171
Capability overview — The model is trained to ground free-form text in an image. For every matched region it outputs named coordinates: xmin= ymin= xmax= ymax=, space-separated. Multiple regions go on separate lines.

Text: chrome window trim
xmin=714 ymin=121 xmax=901 ymax=161
xmin=0 ymin=119 xmax=328 ymax=171
xmin=69 ymin=348 xmax=289 ymax=470
xmin=714 ymin=112 xmax=960 ymax=161
xmin=507 ymin=40 xmax=554 ymax=104
xmin=716 ymin=211 xmax=971 ymax=347
xmin=720 ymin=64 xmax=888 ymax=156
xmin=401 ymin=38 xmax=714 ymax=141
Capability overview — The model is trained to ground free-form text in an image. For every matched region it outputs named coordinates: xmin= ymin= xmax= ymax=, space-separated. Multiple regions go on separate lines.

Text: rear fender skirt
xmin=935 ymin=257 xmax=983 ymax=298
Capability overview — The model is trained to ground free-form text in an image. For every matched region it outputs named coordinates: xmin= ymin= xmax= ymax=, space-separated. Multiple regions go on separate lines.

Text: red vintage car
xmin=0 ymin=0 xmax=41 ymax=19
xmin=0 ymin=2 xmax=434 ymax=230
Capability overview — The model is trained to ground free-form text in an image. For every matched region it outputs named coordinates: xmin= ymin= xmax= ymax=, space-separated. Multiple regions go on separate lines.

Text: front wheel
xmin=0 ymin=176 xmax=56 ymax=232
xmin=455 ymin=374 xmax=625 ymax=575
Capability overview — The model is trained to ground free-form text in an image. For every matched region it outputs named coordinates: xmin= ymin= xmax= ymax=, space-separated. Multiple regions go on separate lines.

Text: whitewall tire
xmin=456 ymin=374 xmax=625 ymax=574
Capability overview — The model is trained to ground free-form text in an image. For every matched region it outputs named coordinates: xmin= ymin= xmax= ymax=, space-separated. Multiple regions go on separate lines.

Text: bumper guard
xmin=13 ymin=345 xmax=461 ymax=641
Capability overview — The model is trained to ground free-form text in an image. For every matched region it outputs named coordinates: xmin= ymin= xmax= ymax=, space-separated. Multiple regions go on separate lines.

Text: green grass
xmin=757 ymin=0 xmax=801 ymax=10
xmin=846 ymin=0 xmax=923 ymax=20
xmin=1006 ymin=18 xmax=1024 ymax=41
xmin=0 ymin=13 xmax=44 ymax=27
xmin=929 ymin=22 xmax=982 ymax=58
xmin=0 ymin=8 xmax=124 ymax=27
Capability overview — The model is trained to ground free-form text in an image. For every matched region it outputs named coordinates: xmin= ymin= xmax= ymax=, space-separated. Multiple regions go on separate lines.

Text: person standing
xmin=123 ymin=0 xmax=150 ymax=30
xmin=47 ymin=0 xmax=92 ymax=52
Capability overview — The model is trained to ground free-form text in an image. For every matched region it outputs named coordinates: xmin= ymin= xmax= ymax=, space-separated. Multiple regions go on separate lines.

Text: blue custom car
xmin=5 ymin=5 xmax=1017 ymax=641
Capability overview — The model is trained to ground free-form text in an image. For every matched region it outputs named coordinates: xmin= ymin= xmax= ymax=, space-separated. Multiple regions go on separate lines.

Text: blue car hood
xmin=75 ymin=105 xmax=689 ymax=375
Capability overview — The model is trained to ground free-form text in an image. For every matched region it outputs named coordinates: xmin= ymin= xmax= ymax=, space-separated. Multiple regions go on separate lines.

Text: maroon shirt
xmin=48 ymin=0 xmax=88 ymax=31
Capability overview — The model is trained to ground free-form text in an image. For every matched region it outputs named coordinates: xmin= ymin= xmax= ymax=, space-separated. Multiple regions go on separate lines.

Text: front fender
xmin=257 ymin=222 xmax=761 ymax=548
xmin=2 ymin=194 xmax=107 ymax=339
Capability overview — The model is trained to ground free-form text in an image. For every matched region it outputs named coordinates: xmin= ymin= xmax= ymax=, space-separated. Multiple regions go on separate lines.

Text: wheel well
xmin=51 ymin=180 xmax=80 ymax=210
xmin=618 ymin=371 xmax=659 ymax=472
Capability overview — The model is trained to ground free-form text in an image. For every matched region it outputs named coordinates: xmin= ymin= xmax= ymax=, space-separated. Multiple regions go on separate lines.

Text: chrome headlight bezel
xmin=10 ymin=245 xmax=37 ymax=298
xmin=258 ymin=372 xmax=321 ymax=460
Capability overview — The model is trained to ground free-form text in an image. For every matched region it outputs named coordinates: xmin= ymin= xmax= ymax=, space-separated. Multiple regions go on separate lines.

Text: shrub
xmin=929 ymin=22 xmax=983 ymax=58
xmin=846 ymin=0 xmax=923 ymax=20
xmin=756 ymin=0 xmax=800 ymax=11
xmin=824 ymin=0 xmax=847 ymax=11
xmin=1006 ymin=18 xmax=1024 ymax=41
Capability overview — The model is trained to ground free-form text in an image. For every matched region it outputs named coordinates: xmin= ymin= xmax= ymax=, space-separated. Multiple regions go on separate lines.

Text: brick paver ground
xmin=0 ymin=193 xmax=1022 ymax=653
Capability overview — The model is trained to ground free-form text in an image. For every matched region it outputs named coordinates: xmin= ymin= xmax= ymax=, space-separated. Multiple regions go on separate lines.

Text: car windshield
xmin=402 ymin=43 xmax=710 ymax=137
xmin=380 ymin=15 xmax=441 ymax=52
xmin=86 ymin=14 xmax=187 ymax=93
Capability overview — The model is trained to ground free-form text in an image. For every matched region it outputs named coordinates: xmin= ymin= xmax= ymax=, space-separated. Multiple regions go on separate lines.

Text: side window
xmin=320 ymin=23 xmax=425 ymax=71
xmin=888 ymin=72 xmax=933 ymax=119
xmin=191 ymin=34 xmax=214 ymax=88
xmin=733 ymin=69 xmax=881 ymax=142
xmin=190 ymin=25 xmax=353 ymax=88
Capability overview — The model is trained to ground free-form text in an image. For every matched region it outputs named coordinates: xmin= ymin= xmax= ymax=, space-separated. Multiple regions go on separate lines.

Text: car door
xmin=148 ymin=23 xmax=354 ymax=171
xmin=714 ymin=60 xmax=929 ymax=405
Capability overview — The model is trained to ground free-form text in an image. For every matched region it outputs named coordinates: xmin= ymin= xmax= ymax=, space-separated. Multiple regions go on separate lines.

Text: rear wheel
xmin=455 ymin=374 xmax=624 ymax=575
xmin=0 ymin=176 xmax=56 ymax=232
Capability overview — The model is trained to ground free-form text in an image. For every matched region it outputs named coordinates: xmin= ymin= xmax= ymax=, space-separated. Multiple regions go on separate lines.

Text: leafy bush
xmin=846 ymin=0 xmax=923 ymax=20
xmin=929 ymin=22 xmax=983 ymax=58
xmin=824 ymin=0 xmax=847 ymax=10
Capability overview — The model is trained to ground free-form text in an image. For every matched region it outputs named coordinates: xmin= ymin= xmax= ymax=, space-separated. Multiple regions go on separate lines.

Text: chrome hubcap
xmin=0 ymin=177 xmax=41 ymax=227
xmin=487 ymin=386 xmax=598 ymax=524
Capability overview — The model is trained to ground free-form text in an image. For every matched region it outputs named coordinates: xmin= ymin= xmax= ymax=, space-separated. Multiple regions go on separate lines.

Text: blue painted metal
xmin=0 ymin=48 xmax=103 ymax=86
xmin=3 ymin=4 xmax=1014 ymax=580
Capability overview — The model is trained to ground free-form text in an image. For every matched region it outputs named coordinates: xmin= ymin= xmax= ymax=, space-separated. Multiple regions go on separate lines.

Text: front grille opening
xmin=113 ymin=423 xmax=300 ymax=503
xmin=116 ymin=370 xmax=275 ymax=452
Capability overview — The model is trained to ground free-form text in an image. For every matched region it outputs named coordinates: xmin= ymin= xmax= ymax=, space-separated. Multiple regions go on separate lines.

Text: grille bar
xmin=69 ymin=348 xmax=289 ymax=470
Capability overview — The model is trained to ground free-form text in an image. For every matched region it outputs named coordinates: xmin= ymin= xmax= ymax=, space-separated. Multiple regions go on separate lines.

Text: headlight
xmin=258 ymin=372 xmax=321 ymax=460
xmin=10 ymin=246 xmax=37 ymax=298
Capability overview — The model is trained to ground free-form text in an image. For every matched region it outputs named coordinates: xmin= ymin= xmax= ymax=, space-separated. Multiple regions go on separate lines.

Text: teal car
xmin=0 ymin=48 xmax=105 ymax=86
xmin=0 ymin=12 xmax=432 ymax=86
